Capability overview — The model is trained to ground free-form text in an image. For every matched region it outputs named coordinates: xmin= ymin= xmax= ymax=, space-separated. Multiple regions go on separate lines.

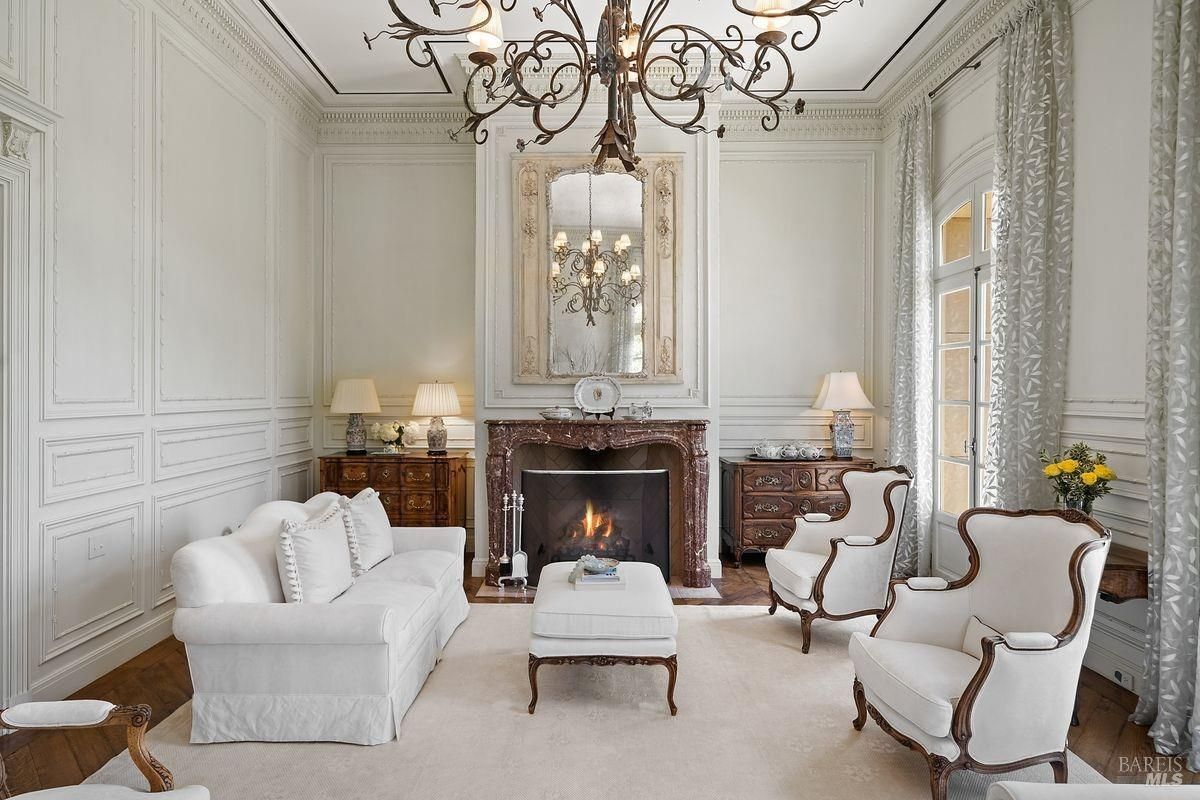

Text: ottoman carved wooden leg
xmin=526 ymin=654 xmax=679 ymax=716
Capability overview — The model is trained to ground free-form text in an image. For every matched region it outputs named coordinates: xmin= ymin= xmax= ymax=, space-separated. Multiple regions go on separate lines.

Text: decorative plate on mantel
xmin=573 ymin=375 xmax=622 ymax=416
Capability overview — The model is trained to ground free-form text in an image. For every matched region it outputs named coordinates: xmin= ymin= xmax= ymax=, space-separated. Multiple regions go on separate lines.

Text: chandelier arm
xmin=370 ymin=0 xmax=516 ymax=68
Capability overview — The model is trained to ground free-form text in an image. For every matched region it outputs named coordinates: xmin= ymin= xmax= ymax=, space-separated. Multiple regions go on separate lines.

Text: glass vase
xmin=1063 ymin=496 xmax=1094 ymax=516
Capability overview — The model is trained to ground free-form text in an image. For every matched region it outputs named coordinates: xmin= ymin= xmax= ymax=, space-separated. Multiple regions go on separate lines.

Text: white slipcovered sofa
xmin=170 ymin=493 xmax=469 ymax=745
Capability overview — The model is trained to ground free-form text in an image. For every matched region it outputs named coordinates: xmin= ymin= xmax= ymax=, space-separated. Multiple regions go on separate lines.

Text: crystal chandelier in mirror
xmin=365 ymin=0 xmax=862 ymax=172
xmin=550 ymin=171 xmax=643 ymax=327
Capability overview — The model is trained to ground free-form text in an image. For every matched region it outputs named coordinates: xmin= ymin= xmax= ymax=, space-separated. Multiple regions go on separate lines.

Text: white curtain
xmin=983 ymin=0 xmax=1075 ymax=510
xmin=887 ymin=100 xmax=934 ymax=577
xmin=1132 ymin=0 xmax=1200 ymax=771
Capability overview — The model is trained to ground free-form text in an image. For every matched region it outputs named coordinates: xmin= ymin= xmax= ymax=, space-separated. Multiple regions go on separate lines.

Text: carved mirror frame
xmin=513 ymin=154 xmax=682 ymax=384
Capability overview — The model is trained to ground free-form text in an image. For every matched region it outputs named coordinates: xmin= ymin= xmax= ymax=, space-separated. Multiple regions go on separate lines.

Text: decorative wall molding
xmin=318 ymin=109 xmax=471 ymax=146
xmin=0 ymin=113 xmax=30 ymax=158
xmin=275 ymin=416 xmax=313 ymax=455
xmin=41 ymin=432 xmax=145 ymax=504
xmin=276 ymin=457 xmax=313 ymax=503
xmin=40 ymin=503 xmax=143 ymax=663
xmin=720 ymin=104 xmax=883 ymax=142
xmin=152 ymin=420 xmax=272 ymax=481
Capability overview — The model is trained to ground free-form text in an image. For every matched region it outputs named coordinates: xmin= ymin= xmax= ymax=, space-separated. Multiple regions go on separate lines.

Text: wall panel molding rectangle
xmin=276 ymin=458 xmax=313 ymax=503
xmin=152 ymin=420 xmax=272 ymax=481
xmin=40 ymin=503 xmax=143 ymax=663
xmin=151 ymin=471 xmax=271 ymax=608
xmin=275 ymin=416 xmax=313 ymax=455
xmin=41 ymin=432 xmax=145 ymax=504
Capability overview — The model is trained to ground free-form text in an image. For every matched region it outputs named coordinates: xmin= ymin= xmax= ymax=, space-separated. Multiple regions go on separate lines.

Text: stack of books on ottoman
xmin=568 ymin=555 xmax=626 ymax=591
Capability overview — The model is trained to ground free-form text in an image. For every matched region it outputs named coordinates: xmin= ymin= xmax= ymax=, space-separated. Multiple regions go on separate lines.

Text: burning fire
xmin=575 ymin=501 xmax=614 ymax=540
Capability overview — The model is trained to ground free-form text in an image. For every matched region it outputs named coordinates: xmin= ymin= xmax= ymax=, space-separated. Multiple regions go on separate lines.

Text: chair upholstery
xmin=850 ymin=509 xmax=1111 ymax=800
xmin=765 ymin=466 xmax=912 ymax=652
xmin=0 ymin=701 xmax=207 ymax=799
xmin=988 ymin=784 xmax=1200 ymax=799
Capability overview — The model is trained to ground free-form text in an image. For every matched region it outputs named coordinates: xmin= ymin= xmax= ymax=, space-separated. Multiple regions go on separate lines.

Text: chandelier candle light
xmin=365 ymin=0 xmax=863 ymax=172
xmin=551 ymin=173 xmax=643 ymax=325
xmin=331 ymin=378 xmax=382 ymax=456
xmin=814 ymin=371 xmax=873 ymax=460
xmin=412 ymin=381 xmax=462 ymax=455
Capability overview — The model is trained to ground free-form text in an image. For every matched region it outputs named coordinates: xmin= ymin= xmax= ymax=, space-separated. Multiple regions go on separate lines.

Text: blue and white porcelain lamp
xmin=814 ymin=372 xmax=874 ymax=460
xmin=331 ymin=378 xmax=381 ymax=456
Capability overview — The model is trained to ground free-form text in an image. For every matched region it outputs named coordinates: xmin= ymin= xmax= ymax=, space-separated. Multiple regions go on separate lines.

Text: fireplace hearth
xmin=521 ymin=469 xmax=670 ymax=583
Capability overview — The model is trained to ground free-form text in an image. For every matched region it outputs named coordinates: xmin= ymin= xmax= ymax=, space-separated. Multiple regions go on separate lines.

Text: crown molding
xmin=318 ymin=108 xmax=473 ymax=145
xmin=720 ymin=104 xmax=883 ymax=142
xmin=165 ymin=0 xmax=321 ymax=131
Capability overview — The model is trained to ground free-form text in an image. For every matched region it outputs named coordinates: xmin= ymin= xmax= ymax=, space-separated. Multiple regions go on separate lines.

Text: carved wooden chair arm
xmin=0 ymin=702 xmax=174 ymax=794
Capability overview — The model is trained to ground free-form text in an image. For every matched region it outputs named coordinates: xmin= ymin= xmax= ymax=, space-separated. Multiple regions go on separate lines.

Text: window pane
xmin=979 ymin=344 xmax=992 ymax=402
xmin=940 ymin=201 xmax=972 ymax=265
xmin=977 ymin=406 xmax=990 ymax=463
xmin=940 ymin=287 xmax=971 ymax=345
xmin=940 ymin=347 xmax=970 ymax=402
xmin=939 ymin=406 xmax=969 ymax=458
xmin=982 ymin=191 xmax=995 ymax=252
xmin=938 ymin=460 xmax=970 ymax=516
xmin=980 ymin=280 xmax=992 ymax=339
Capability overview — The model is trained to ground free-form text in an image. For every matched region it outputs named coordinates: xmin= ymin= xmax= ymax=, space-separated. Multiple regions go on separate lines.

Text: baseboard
xmin=708 ymin=558 xmax=723 ymax=581
xmin=26 ymin=612 xmax=176 ymax=702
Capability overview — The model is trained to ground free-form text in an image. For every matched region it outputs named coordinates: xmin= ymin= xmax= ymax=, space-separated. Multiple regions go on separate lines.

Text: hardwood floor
xmin=1 ymin=554 xmax=1190 ymax=794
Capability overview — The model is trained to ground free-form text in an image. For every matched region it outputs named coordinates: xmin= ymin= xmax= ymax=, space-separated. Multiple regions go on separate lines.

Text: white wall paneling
xmin=1 ymin=0 xmax=321 ymax=706
xmin=41 ymin=432 xmax=144 ymax=504
xmin=152 ymin=471 xmax=272 ymax=608
xmin=276 ymin=458 xmax=313 ymax=503
xmin=152 ymin=420 xmax=272 ymax=481
xmin=718 ymin=146 xmax=878 ymax=457
xmin=40 ymin=503 xmax=142 ymax=663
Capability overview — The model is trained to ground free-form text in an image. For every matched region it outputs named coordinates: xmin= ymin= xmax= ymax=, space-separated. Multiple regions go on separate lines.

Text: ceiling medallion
xmin=365 ymin=0 xmax=862 ymax=172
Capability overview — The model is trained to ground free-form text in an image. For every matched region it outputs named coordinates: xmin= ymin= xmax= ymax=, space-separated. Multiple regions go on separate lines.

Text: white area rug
xmin=87 ymin=605 xmax=1104 ymax=799
xmin=475 ymin=581 xmax=722 ymax=600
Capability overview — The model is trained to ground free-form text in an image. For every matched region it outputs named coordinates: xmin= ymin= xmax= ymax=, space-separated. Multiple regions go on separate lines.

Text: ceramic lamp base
xmin=829 ymin=410 xmax=855 ymax=459
xmin=345 ymin=413 xmax=367 ymax=455
xmin=426 ymin=416 xmax=448 ymax=455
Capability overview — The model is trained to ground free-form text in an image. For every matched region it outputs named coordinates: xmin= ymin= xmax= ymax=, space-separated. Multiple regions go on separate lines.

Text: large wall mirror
xmin=514 ymin=154 xmax=682 ymax=384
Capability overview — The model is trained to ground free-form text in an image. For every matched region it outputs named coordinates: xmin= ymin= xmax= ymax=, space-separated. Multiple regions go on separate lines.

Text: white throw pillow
xmin=276 ymin=501 xmax=354 ymax=603
xmin=342 ymin=488 xmax=395 ymax=577
xmin=961 ymin=615 xmax=1003 ymax=660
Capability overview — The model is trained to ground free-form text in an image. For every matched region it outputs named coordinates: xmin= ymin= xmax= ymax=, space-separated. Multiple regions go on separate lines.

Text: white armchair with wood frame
xmin=0 ymin=700 xmax=208 ymax=798
xmin=766 ymin=465 xmax=912 ymax=653
xmin=850 ymin=508 xmax=1110 ymax=800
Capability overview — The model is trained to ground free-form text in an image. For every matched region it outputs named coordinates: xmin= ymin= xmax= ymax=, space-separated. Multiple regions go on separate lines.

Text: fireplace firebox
xmin=520 ymin=469 xmax=670 ymax=584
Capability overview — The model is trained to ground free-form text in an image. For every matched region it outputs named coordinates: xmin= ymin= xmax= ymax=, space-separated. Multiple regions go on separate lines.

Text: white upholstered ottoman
xmin=528 ymin=562 xmax=679 ymax=716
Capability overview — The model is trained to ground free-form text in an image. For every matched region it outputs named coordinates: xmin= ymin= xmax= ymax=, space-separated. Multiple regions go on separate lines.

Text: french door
xmin=932 ymin=177 xmax=993 ymax=575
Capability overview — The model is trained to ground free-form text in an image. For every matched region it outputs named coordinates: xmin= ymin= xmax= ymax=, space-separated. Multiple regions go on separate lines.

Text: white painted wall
xmin=1 ymin=0 xmax=320 ymax=705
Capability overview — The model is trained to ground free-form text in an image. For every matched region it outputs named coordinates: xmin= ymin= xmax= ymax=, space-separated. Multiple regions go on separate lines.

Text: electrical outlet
xmin=1114 ymin=669 xmax=1135 ymax=691
xmin=87 ymin=535 xmax=106 ymax=560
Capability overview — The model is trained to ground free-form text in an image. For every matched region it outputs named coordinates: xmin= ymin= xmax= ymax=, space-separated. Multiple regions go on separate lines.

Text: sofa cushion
xmin=357 ymin=550 xmax=458 ymax=596
xmin=765 ymin=549 xmax=828 ymax=600
xmin=531 ymin=562 xmax=676 ymax=640
xmin=276 ymin=501 xmax=354 ymax=604
xmin=332 ymin=579 xmax=439 ymax=654
xmin=849 ymin=631 xmax=981 ymax=738
xmin=341 ymin=488 xmax=395 ymax=576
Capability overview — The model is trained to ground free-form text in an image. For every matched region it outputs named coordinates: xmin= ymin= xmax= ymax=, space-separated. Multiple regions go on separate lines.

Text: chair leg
xmin=664 ymin=655 xmax=679 ymax=717
xmin=851 ymin=679 xmax=868 ymax=731
xmin=928 ymin=756 xmax=956 ymax=800
xmin=527 ymin=656 xmax=540 ymax=715
xmin=1050 ymin=753 xmax=1068 ymax=784
xmin=800 ymin=610 xmax=814 ymax=654
xmin=768 ymin=584 xmax=778 ymax=615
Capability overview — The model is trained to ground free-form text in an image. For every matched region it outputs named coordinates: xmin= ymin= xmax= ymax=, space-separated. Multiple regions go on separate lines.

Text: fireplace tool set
xmin=498 ymin=491 xmax=530 ymax=590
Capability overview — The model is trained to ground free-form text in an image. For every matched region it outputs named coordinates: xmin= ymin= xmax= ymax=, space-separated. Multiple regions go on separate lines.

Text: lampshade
xmin=466 ymin=3 xmax=503 ymax=51
xmin=330 ymin=378 xmax=381 ymax=414
xmin=413 ymin=382 xmax=462 ymax=417
xmin=753 ymin=0 xmax=793 ymax=31
xmin=813 ymin=372 xmax=874 ymax=411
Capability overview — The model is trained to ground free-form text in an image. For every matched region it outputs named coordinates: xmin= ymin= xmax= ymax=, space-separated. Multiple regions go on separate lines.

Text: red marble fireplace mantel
xmin=484 ymin=419 xmax=711 ymax=588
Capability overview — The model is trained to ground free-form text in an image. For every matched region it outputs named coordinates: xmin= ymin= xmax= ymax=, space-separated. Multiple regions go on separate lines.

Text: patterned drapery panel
xmin=1132 ymin=0 xmax=1200 ymax=772
xmin=887 ymin=100 xmax=934 ymax=577
xmin=983 ymin=0 xmax=1075 ymax=509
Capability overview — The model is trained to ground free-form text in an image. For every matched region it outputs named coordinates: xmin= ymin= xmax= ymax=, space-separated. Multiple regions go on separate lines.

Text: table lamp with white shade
xmin=331 ymin=378 xmax=381 ymax=455
xmin=412 ymin=381 xmax=461 ymax=455
xmin=813 ymin=371 xmax=874 ymax=460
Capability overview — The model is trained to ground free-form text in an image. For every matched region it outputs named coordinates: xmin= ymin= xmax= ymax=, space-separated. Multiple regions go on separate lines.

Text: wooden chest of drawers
xmin=319 ymin=452 xmax=472 ymax=528
xmin=720 ymin=457 xmax=874 ymax=567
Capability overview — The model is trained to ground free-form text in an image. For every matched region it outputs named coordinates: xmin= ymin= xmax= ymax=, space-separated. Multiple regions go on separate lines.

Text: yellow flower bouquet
xmin=1038 ymin=442 xmax=1116 ymax=514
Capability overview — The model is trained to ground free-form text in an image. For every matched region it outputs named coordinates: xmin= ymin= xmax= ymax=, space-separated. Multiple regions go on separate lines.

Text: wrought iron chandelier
xmin=365 ymin=0 xmax=861 ymax=172
xmin=550 ymin=172 xmax=642 ymax=326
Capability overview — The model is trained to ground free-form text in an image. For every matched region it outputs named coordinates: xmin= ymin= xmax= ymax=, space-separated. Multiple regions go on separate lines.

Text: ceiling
xmin=234 ymin=0 xmax=973 ymax=105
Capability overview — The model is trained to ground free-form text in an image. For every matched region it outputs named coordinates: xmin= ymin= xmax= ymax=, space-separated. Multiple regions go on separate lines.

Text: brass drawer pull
xmin=751 ymin=529 xmax=782 ymax=540
xmin=380 ymin=468 xmax=391 ymax=479
xmin=753 ymin=502 xmax=782 ymax=514
xmin=753 ymin=475 xmax=782 ymax=487
xmin=408 ymin=497 xmax=433 ymax=511
xmin=343 ymin=468 xmax=367 ymax=481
